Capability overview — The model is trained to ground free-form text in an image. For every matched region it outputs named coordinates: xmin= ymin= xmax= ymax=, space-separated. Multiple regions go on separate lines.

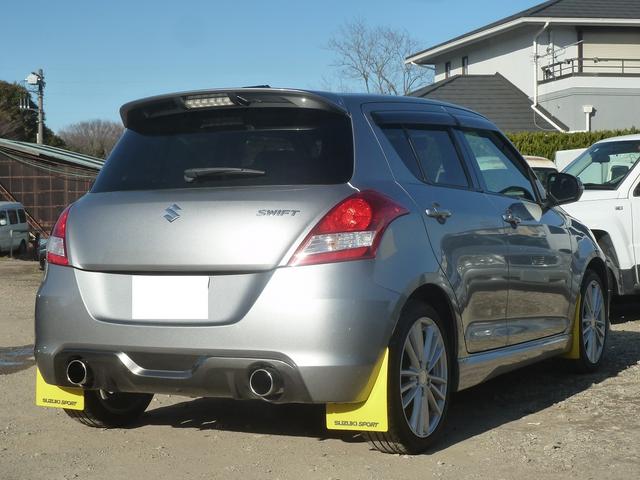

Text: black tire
xmin=65 ymin=390 xmax=153 ymax=428
xmin=364 ymin=300 xmax=452 ymax=454
xmin=572 ymin=270 xmax=609 ymax=373
xmin=17 ymin=240 xmax=27 ymax=256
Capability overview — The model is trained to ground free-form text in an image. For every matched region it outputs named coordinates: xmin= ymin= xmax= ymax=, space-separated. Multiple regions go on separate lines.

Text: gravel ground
xmin=1 ymin=257 xmax=640 ymax=479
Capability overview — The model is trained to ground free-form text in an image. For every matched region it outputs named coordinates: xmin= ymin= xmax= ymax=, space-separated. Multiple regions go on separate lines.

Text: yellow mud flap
xmin=35 ymin=368 xmax=84 ymax=410
xmin=562 ymin=293 xmax=581 ymax=360
xmin=326 ymin=348 xmax=388 ymax=432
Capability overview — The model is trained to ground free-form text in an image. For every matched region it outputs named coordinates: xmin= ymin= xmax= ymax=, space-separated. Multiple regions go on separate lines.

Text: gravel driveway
xmin=1 ymin=258 xmax=639 ymax=479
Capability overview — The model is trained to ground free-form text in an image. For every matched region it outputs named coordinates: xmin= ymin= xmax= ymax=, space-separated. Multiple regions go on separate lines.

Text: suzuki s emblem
xmin=163 ymin=204 xmax=182 ymax=223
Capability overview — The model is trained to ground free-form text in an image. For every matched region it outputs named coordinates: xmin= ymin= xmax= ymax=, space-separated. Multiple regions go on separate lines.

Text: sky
xmin=0 ymin=0 xmax=542 ymax=132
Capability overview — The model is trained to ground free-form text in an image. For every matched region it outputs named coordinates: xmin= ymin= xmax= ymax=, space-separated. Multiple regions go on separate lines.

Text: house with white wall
xmin=407 ymin=0 xmax=640 ymax=132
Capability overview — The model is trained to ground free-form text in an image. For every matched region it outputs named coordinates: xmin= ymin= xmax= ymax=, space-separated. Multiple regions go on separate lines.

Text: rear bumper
xmin=46 ymin=348 xmax=313 ymax=403
xmin=35 ymin=262 xmax=401 ymax=403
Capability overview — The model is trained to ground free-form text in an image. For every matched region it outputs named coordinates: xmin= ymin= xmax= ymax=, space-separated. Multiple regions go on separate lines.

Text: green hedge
xmin=506 ymin=129 xmax=640 ymax=160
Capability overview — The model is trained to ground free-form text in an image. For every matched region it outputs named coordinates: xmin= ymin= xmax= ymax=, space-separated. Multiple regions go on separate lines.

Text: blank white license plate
xmin=131 ymin=276 xmax=209 ymax=320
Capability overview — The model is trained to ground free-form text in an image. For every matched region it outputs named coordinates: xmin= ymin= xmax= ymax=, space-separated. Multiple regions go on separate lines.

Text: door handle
xmin=426 ymin=204 xmax=452 ymax=223
xmin=502 ymin=210 xmax=522 ymax=227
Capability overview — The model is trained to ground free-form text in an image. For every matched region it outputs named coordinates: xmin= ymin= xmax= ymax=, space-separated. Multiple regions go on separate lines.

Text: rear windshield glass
xmin=92 ymin=108 xmax=353 ymax=192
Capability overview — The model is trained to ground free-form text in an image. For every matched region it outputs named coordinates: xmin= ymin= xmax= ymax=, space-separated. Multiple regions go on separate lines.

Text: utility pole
xmin=23 ymin=69 xmax=46 ymax=144
xmin=36 ymin=69 xmax=45 ymax=144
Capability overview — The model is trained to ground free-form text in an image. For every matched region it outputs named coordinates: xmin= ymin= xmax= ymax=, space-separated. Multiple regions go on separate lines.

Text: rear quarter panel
xmin=346 ymin=100 xmax=468 ymax=360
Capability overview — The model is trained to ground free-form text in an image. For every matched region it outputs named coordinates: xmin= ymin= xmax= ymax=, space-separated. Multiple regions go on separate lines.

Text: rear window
xmin=18 ymin=209 xmax=26 ymax=223
xmin=93 ymin=108 xmax=353 ymax=192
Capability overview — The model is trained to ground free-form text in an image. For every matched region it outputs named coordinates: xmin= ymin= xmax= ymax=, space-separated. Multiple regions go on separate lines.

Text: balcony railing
xmin=540 ymin=57 xmax=640 ymax=83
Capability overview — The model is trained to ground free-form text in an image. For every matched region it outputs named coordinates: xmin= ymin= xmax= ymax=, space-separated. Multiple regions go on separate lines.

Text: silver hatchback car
xmin=36 ymin=88 xmax=609 ymax=454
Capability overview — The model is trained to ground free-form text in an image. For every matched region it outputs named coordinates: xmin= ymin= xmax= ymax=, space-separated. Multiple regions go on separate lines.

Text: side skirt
xmin=456 ymin=334 xmax=571 ymax=391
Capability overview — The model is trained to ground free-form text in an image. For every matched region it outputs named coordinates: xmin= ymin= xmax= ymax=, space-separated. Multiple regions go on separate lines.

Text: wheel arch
xmin=585 ymin=256 xmax=609 ymax=302
xmin=590 ymin=230 xmax=620 ymax=296
xmin=591 ymin=229 xmax=619 ymax=267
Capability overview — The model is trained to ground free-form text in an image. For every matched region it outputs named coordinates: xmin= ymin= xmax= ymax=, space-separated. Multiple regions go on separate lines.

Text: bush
xmin=506 ymin=129 xmax=640 ymax=160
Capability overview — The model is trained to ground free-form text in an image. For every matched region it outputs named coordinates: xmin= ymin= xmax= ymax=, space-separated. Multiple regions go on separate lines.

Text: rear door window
xmin=18 ymin=209 xmax=26 ymax=223
xmin=406 ymin=128 xmax=470 ymax=188
xmin=379 ymin=126 xmax=470 ymax=188
xmin=379 ymin=127 xmax=423 ymax=180
xmin=7 ymin=210 xmax=18 ymax=225
xmin=93 ymin=108 xmax=353 ymax=192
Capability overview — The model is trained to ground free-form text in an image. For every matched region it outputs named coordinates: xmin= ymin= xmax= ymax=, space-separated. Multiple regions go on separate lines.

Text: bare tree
xmin=327 ymin=20 xmax=433 ymax=95
xmin=58 ymin=119 xmax=124 ymax=158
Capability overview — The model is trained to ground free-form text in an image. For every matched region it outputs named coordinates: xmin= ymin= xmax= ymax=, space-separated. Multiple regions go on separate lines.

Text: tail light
xmin=47 ymin=205 xmax=72 ymax=266
xmin=289 ymin=191 xmax=408 ymax=267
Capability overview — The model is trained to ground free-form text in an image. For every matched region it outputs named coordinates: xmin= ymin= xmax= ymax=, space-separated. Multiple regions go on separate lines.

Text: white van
xmin=0 ymin=202 xmax=30 ymax=255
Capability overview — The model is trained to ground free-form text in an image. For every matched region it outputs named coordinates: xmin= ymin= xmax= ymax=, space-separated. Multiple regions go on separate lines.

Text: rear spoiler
xmin=119 ymin=88 xmax=348 ymax=128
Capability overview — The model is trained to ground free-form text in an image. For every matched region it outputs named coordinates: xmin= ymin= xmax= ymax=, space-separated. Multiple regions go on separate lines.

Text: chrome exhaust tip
xmin=66 ymin=359 xmax=91 ymax=386
xmin=249 ymin=368 xmax=282 ymax=398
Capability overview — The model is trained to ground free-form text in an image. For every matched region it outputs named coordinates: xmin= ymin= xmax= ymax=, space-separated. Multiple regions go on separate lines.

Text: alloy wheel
xmin=399 ymin=317 xmax=448 ymax=438
xmin=582 ymin=280 xmax=606 ymax=364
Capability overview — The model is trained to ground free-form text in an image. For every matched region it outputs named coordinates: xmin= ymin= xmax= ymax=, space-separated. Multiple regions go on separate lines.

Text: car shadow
xmin=435 ymin=327 xmax=640 ymax=451
xmin=611 ymin=294 xmax=640 ymax=325
xmin=135 ymin=319 xmax=640 ymax=453
xmin=138 ymin=396 xmax=351 ymax=442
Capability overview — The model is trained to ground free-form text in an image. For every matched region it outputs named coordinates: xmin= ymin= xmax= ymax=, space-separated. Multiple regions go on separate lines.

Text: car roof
xmin=119 ymin=87 xmax=490 ymax=128
xmin=0 ymin=201 xmax=23 ymax=209
xmin=524 ymin=156 xmax=556 ymax=169
xmin=596 ymin=134 xmax=640 ymax=144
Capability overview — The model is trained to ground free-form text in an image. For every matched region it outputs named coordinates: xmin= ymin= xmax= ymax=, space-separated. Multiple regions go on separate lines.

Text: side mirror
xmin=0 ymin=218 xmax=6 ymax=227
xmin=546 ymin=172 xmax=584 ymax=206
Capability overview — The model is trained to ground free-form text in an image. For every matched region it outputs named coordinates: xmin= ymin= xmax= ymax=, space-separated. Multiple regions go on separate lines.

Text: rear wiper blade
xmin=184 ymin=167 xmax=266 ymax=182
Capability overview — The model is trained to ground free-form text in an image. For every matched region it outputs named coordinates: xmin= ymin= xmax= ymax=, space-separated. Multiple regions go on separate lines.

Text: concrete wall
xmin=539 ymin=87 xmax=640 ymax=131
xmin=583 ymin=29 xmax=640 ymax=58
xmin=429 ymin=25 xmax=640 ymax=131
xmin=432 ymin=25 xmax=579 ymax=97
xmin=582 ymin=29 xmax=640 ymax=74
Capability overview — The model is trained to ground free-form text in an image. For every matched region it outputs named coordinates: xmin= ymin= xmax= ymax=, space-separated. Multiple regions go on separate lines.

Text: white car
xmin=524 ymin=155 xmax=557 ymax=186
xmin=0 ymin=201 xmax=30 ymax=255
xmin=562 ymin=134 xmax=640 ymax=296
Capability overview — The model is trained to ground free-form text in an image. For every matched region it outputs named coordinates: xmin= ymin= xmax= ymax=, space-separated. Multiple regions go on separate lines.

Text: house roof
xmin=0 ymin=138 xmax=104 ymax=171
xmin=408 ymin=0 xmax=640 ymax=64
xmin=410 ymin=73 xmax=568 ymax=132
xmin=530 ymin=0 xmax=640 ymax=18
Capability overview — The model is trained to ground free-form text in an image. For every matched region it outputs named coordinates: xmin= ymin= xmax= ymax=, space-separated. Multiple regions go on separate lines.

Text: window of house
xmin=462 ymin=56 xmax=469 ymax=75
xmin=445 ymin=61 xmax=452 ymax=78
